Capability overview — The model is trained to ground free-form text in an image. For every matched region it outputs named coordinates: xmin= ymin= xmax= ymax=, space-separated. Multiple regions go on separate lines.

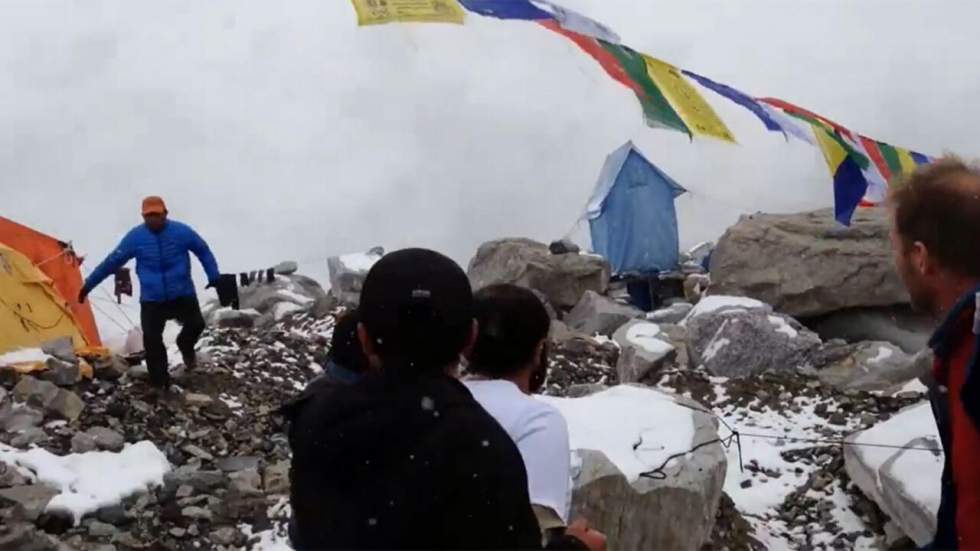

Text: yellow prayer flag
xmin=811 ymin=123 xmax=846 ymax=173
xmin=350 ymin=0 xmax=466 ymax=26
xmin=897 ymin=148 xmax=918 ymax=175
xmin=643 ymin=55 xmax=736 ymax=143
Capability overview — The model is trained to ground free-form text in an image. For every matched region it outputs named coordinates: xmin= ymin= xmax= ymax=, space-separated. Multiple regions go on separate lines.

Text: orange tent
xmin=0 ymin=217 xmax=101 ymax=346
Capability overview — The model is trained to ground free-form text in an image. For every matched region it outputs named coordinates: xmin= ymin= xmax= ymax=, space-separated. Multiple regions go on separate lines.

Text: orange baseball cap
xmin=141 ymin=196 xmax=167 ymax=216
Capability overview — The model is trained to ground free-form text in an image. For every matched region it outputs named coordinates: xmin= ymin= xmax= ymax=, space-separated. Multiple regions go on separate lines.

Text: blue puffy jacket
xmin=83 ymin=220 xmax=220 ymax=303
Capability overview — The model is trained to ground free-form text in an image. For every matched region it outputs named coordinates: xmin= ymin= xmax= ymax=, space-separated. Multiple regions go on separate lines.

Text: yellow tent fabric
xmin=0 ymin=241 xmax=87 ymax=355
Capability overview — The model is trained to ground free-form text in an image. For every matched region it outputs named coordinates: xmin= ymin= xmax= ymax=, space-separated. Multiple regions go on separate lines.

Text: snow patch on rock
xmin=539 ymin=385 xmax=696 ymax=482
xmin=0 ymin=441 xmax=171 ymax=524
xmin=868 ymin=346 xmax=894 ymax=365
xmin=768 ymin=315 xmax=799 ymax=338
xmin=682 ymin=295 xmax=769 ymax=325
xmin=624 ymin=322 xmax=673 ymax=358
xmin=0 ymin=348 xmax=52 ymax=366
xmin=844 ymin=403 xmax=941 ymax=546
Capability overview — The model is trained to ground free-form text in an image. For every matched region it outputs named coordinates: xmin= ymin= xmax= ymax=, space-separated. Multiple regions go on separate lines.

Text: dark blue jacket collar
xmin=326 ymin=359 xmax=362 ymax=385
xmin=929 ymin=283 xmax=980 ymax=358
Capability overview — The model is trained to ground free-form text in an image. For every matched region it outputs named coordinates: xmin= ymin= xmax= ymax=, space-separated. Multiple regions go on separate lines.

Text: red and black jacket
xmin=928 ymin=285 xmax=980 ymax=550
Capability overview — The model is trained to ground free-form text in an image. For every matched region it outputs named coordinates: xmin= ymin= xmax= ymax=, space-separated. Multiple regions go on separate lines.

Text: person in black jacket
xmin=282 ymin=308 xmax=367 ymax=414
xmin=287 ymin=248 xmax=592 ymax=550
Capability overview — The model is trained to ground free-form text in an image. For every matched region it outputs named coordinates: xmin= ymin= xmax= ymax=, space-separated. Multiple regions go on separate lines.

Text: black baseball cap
xmin=359 ymin=248 xmax=474 ymax=373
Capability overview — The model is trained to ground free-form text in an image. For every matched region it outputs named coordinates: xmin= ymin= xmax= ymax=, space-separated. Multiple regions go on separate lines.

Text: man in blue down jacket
xmin=80 ymin=196 xmax=220 ymax=391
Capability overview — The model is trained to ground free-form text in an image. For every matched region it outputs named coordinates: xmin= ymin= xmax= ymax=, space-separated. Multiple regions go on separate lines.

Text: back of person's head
xmin=890 ymin=156 xmax=980 ymax=278
xmin=328 ymin=309 xmax=367 ymax=373
xmin=359 ymin=248 xmax=474 ymax=375
xmin=469 ymin=284 xmax=551 ymax=378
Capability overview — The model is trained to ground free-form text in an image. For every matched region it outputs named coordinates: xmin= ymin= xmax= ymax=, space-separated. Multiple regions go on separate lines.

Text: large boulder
xmin=612 ymin=320 xmax=676 ymax=383
xmin=710 ymin=208 xmax=909 ymax=318
xmin=684 ymin=297 xmax=822 ymax=378
xmin=810 ymin=341 xmax=927 ymax=392
xmin=552 ymin=387 xmax=726 ymax=550
xmin=208 ymin=271 xmax=327 ymax=327
xmin=327 ymin=247 xmax=384 ymax=307
xmin=646 ymin=302 xmax=693 ymax=324
xmin=844 ymin=403 xmax=941 ymax=547
xmin=806 ymin=305 xmax=933 ymax=354
xmin=238 ymin=276 xmax=322 ymax=313
xmin=468 ymin=239 xmax=611 ymax=310
xmin=564 ymin=291 xmax=642 ymax=337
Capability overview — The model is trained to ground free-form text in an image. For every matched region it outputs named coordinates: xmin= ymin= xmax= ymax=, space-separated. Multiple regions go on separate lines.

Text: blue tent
xmin=587 ymin=142 xmax=686 ymax=275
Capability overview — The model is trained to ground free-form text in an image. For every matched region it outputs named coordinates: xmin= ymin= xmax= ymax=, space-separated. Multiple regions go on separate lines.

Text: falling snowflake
xmin=421 ymin=396 xmax=435 ymax=410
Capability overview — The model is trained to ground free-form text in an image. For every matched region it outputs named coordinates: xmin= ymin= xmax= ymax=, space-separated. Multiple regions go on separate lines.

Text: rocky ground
xmin=654 ymin=368 xmax=926 ymax=550
xmin=703 ymin=493 xmax=766 ymax=551
xmin=2 ymin=208 xmax=944 ymax=551
xmin=533 ymin=340 xmax=931 ymax=551
xmin=0 ymin=310 xmax=339 ymax=550
xmin=0 ymin=294 xmax=935 ymax=550
xmin=544 ymin=336 xmax=620 ymax=397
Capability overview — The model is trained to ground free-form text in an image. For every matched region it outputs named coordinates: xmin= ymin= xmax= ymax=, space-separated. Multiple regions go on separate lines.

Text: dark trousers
xmin=626 ymin=276 xmax=662 ymax=312
xmin=140 ymin=296 xmax=205 ymax=388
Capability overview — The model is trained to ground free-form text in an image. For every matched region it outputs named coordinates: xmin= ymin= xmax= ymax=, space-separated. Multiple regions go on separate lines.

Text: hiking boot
xmin=170 ymin=364 xmax=190 ymax=382
xmin=149 ymin=384 xmax=183 ymax=406
xmin=145 ymin=384 xmax=168 ymax=403
xmin=181 ymin=351 xmax=198 ymax=371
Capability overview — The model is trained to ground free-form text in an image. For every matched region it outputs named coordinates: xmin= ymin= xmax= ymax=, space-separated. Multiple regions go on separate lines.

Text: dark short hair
xmin=890 ymin=156 xmax=980 ymax=278
xmin=469 ymin=284 xmax=551 ymax=378
xmin=359 ymin=248 xmax=473 ymax=374
xmin=328 ymin=309 xmax=367 ymax=373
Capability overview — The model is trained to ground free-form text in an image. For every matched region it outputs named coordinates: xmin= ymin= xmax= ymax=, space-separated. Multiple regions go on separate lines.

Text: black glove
xmin=77 ymin=288 xmax=88 ymax=304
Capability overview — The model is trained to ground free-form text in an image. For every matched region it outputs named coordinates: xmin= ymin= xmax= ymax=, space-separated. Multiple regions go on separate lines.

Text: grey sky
xmin=2 ymin=0 xmax=978 ymax=317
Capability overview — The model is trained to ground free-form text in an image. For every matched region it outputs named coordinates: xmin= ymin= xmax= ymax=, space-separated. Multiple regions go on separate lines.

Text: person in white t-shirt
xmin=464 ymin=284 xmax=605 ymax=551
